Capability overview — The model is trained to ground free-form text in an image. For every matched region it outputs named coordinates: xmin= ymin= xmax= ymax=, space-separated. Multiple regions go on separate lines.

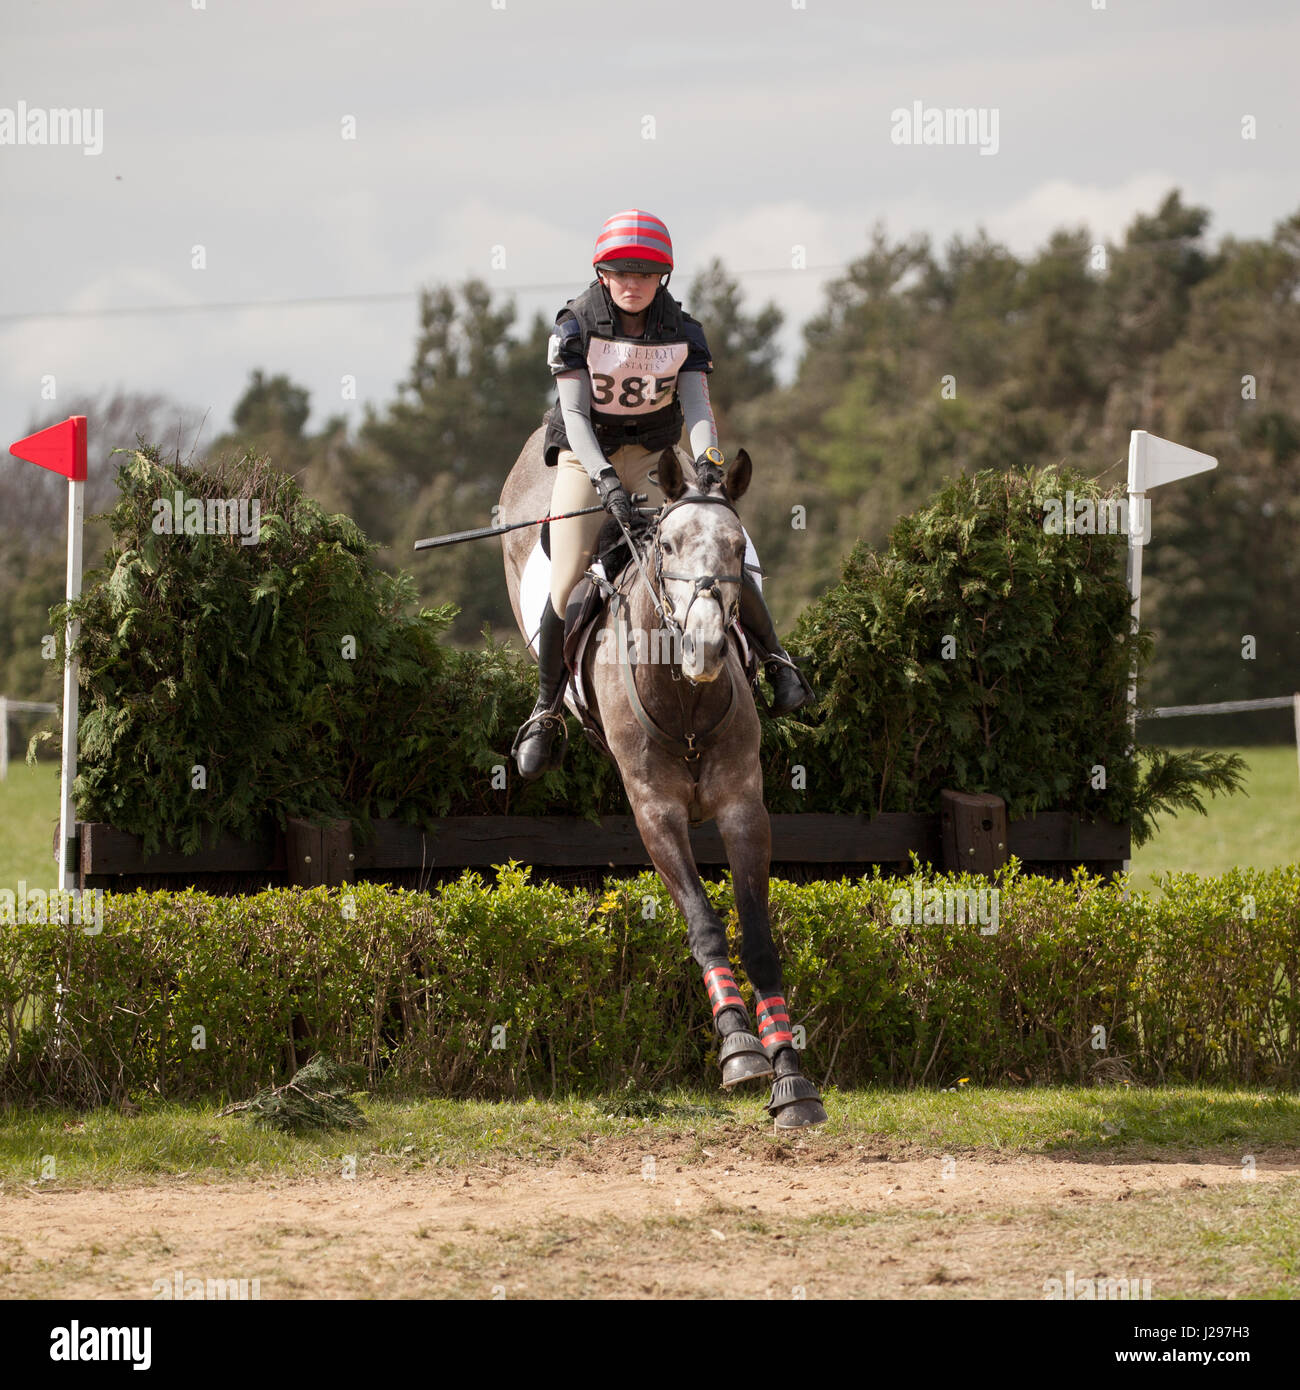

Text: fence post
xmin=1294 ymin=693 xmax=1300 ymax=792
xmin=285 ymin=817 xmax=354 ymax=887
xmin=939 ymin=790 xmax=1008 ymax=879
xmin=285 ymin=819 xmax=324 ymax=887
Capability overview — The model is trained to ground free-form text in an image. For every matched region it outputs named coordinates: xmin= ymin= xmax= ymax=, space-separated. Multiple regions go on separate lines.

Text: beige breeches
xmin=546 ymin=440 xmax=691 ymax=615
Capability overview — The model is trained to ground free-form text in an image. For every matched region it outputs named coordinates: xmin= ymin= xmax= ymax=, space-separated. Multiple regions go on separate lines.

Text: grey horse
xmin=499 ymin=428 xmax=827 ymax=1128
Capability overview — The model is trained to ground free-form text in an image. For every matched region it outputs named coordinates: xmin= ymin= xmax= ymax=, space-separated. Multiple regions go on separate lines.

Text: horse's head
xmin=651 ymin=447 xmax=753 ymax=684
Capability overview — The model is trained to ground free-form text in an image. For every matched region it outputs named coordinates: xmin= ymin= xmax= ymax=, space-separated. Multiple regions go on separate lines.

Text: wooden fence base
xmin=76 ymin=806 xmax=1129 ymax=894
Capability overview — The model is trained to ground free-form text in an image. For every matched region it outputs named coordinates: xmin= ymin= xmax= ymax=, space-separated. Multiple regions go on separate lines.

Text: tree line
xmin=2 ymin=188 xmax=1296 ymax=742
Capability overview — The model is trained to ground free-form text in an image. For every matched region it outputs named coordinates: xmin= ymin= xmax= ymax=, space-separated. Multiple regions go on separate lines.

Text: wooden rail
xmin=76 ymin=805 xmax=1129 ymax=891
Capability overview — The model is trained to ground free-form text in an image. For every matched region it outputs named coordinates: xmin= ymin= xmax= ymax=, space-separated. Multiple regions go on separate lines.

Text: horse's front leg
xmin=715 ymin=795 xmax=828 ymax=1129
xmin=627 ymin=788 xmax=772 ymax=1090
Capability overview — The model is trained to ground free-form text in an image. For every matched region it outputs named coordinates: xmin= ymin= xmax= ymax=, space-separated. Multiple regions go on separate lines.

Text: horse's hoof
xmin=719 ymin=1030 xmax=773 ymax=1088
xmin=767 ymin=1073 xmax=828 ymax=1128
xmin=773 ymin=1098 xmax=828 ymax=1128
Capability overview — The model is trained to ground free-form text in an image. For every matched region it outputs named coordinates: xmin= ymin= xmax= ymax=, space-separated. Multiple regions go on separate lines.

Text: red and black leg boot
xmin=703 ymin=960 xmax=772 ymax=1089
xmin=754 ymin=990 xmax=828 ymax=1129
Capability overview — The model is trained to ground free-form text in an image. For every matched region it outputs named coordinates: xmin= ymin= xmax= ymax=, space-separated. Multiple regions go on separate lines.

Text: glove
xmin=595 ymin=468 xmax=633 ymax=528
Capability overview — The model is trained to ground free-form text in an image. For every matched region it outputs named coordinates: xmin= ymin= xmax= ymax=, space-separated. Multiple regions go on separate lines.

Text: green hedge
xmin=53 ymin=446 xmax=627 ymax=854
xmin=764 ymin=465 xmax=1243 ymax=843
xmin=48 ymin=447 xmax=1242 ymax=857
xmin=5 ymin=862 xmax=1296 ymax=1106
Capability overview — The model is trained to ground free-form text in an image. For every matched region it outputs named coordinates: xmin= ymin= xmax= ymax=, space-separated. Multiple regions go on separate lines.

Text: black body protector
xmin=541 ymin=279 xmax=713 ymax=467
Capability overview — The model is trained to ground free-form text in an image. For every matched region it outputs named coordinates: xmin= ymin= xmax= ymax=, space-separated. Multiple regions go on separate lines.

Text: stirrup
xmin=511 ymin=707 xmax=569 ymax=774
xmin=764 ymin=650 xmax=817 ymax=712
xmin=511 ymin=706 xmax=566 ymax=745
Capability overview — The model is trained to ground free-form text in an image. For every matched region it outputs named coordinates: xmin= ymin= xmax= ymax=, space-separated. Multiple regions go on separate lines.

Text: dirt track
xmin=5 ymin=1135 xmax=1298 ymax=1299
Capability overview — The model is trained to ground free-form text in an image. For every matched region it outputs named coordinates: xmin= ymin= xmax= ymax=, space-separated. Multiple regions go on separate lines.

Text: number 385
xmin=591 ymin=374 xmax=675 ymax=408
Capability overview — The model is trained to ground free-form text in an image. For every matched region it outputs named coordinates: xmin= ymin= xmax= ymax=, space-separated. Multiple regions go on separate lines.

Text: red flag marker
xmin=8 ymin=415 xmax=88 ymax=481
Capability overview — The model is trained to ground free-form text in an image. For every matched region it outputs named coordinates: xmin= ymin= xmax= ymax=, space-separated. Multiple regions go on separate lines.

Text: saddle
xmin=557 ymin=518 xmax=760 ymax=761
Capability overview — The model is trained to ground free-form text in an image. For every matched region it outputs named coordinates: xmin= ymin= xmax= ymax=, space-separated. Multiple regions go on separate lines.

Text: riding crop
xmin=414 ymin=494 xmax=651 ymax=551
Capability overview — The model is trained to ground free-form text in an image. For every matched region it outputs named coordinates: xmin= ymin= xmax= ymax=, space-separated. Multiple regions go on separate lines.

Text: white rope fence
xmin=1139 ymin=693 xmax=1300 ymax=788
xmin=0 ymin=696 xmax=59 ymax=781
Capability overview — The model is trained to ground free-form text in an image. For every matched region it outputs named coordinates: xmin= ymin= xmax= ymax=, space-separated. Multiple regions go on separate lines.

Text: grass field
xmin=2 ymin=1083 xmax=1297 ymax=1185
xmin=2 ymin=1086 xmax=1297 ymax=1299
xmin=3 ymin=756 xmax=1294 ymax=1301
xmin=0 ymin=760 xmax=59 ymax=887
xmin=1126 ymin=743 xmax=1300 ymax=894
xmin=2 ymin=746 xmax=1296 ymax=893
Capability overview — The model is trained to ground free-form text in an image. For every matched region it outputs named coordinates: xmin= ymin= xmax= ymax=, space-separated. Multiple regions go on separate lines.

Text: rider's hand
xmin=695 ymin=445 xmax=726 ymax=471
xmin=595 ymin=468 xmax=633 ymax=528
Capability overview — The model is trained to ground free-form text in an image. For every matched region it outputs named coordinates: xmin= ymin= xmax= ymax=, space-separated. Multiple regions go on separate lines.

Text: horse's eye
xmin=662 ymin=541 xmax=673 ymax=554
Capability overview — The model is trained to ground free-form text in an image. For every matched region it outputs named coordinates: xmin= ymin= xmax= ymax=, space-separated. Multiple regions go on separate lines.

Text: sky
xmin=2 ymin=0 xmax=1297 ymax=459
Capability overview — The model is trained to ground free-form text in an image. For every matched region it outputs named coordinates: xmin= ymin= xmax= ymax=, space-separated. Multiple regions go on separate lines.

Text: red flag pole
xmin=8 ymin=416 xmax=88 ymax=890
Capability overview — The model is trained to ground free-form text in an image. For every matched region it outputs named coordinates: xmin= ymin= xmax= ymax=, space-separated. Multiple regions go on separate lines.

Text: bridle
xmin=604 ymin=484 xmax=748 ymax=769
xmin=647 ymin=491 xmax=745 ymax=648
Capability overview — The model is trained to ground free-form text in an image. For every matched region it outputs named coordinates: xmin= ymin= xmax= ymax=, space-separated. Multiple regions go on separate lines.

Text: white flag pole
xmin=1122 ymin=431 xmax=1217 ymax=882
xmin=6 ymin=416 xmax=89 ymax=893
xmin=58 ymin=474 xmax=84 ymax=892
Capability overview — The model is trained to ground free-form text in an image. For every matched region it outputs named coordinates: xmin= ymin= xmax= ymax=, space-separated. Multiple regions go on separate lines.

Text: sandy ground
xmin=5 ymin=1136 xmax=1297 ymax=1299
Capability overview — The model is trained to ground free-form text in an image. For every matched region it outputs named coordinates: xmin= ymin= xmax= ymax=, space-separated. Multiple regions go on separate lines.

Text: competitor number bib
xmin=585 ymin=336 xmax=690 ymax=417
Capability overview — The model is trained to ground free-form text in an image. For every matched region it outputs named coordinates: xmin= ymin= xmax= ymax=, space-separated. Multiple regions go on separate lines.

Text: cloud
xmin=980 ymin=174 xmax=1180 ymax=254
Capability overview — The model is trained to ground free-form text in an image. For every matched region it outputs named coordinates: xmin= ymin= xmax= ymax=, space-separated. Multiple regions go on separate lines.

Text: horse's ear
xmin=657 ymin=447 xmax=686 ymax=501
xmin=725 ymin=448 xmax=752 ymax=502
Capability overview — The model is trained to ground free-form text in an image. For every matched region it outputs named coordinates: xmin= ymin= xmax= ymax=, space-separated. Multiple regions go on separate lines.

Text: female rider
xmin=513 ymin=208 xmax=813 ymax=780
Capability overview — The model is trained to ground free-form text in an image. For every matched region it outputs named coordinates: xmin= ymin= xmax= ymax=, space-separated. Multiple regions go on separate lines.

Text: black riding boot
xmin=738 ymin=571 xmax=815 ymax=714
xmin=512 ymin=600 xmax=569 ymax=780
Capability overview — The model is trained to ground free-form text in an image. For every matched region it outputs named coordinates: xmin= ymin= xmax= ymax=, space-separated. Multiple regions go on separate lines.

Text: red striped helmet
xmin=592 ymin=209 xmax=673 ymax=272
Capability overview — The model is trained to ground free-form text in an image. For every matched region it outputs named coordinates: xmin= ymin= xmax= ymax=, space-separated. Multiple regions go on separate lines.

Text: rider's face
xmin=599 ymin=269 xmax=662 ymax=314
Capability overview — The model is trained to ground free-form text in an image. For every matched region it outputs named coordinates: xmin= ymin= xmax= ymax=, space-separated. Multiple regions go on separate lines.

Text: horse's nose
xmin=681 ymin=632 xmax=725 ymax=661
xmin=680 ymin=629 xmax=726 ymax=683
